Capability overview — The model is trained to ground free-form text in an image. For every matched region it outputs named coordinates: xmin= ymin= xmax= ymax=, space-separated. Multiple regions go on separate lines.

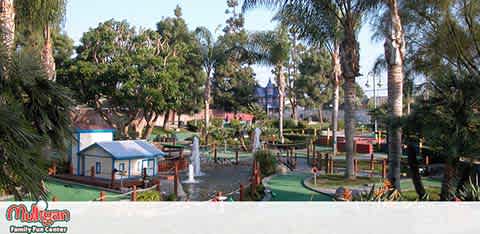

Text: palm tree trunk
xmin=385 ymin=0 xmax=405 ymax=190
xmin=340 ymin=26 xmax=359 ymax=180
xmin=204 ymin=75 xmax=211 ymax=144
xmin=41 ymin=25 xmax=56 ymax=80
xmin=0 ymin=0 xmax=15 ymax=76
xmin=331 ymin=43 xmax=341 ymax=157
xmin=343 ymin=77 xmax=356 ymax=179
xmin=440 ymin=157 xmax=458 ymax=201
xmin=406 ymin=143 xmax=426 ymax=198
xmin=277 ymin=65 xmax=285 ymax=143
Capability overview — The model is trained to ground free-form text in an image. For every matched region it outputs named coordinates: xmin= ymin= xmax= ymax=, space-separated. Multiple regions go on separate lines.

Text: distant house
xmin=77 ymin=140 xmax=165 ymax=179
xmin=255 ymin=78 xmax=280 ymax=112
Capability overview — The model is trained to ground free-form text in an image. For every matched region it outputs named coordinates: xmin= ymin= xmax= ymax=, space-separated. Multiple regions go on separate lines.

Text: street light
xmin=366 ymin=72 xmax=381 ymax=134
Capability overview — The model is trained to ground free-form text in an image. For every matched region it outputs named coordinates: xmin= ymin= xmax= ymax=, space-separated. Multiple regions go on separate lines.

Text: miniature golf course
xmin=265 ymin=172 xmax=332 ymax=201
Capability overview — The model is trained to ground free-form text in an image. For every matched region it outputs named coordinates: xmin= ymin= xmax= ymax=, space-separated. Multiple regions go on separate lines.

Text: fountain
xmin=192 ymin=136 xmax=204 ymax=176
xmin=183 ymin=164 xmax=198 ymax=184
xmin=252 ymin=127 xmax=262 ymax=153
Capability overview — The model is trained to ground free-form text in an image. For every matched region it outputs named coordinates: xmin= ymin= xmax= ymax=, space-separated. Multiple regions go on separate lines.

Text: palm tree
xmin=276 ymin=3 xmax=342 ymax=157
xmin=383 ymin=0 xmax=405 ymax=189
xmin=248 ymin=26 xmax=291 ymax=143
xmin=194 ymin=27 xmax=222 ymax=144
xmin=243 ymin=0 xmax=381 ymax=179
xmin=14 ymin=0 xmax=67 ymax=80
xmin=0 ymin=0 xmax=15 ymax=76
xmin=0 ymin=47 xmax=73 ymax=200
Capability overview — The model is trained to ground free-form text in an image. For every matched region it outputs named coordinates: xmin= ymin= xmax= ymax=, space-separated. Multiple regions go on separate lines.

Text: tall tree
xmin=273 ymin=1 xmax=343 ymax=156
xmin=15 ymin=0 xmax=67 ymax=80
xmin=243 ymin=0 xmax=381 ymax=179
xmin=296 ymin=46 xmax=332 ymax=124
xmin=0 ymin=0 xmax=15 ymax=77
xmin=402 ymin=0 xmax=480 ymax=200
xmin=212 ymin=0 xmax=257 ymax=114
xmin=382 ymin=0 xmax=406 ymax=190
xmin=248 ymin=26 xmax=291 ymax=143
xmin=195 ymin=26 xmax=222 ymax=143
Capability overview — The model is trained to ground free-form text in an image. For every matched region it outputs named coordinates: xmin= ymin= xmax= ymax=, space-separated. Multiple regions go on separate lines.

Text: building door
xmin=142 ymin=159 xmax=155 ymax=176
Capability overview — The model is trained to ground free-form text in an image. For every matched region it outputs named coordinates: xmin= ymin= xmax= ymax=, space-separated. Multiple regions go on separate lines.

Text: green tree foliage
xmin=0 ymin=48 xmax=73 ymax=200
xmin=401 ymin=0 xmax=480 ymax=200
xmin=296 ymin=47 xmax=331 ymax=114
xmin=58 ymin=7 xmax=204 ymax=139
xmin=212 ymin=0 xmax=257 ymax=113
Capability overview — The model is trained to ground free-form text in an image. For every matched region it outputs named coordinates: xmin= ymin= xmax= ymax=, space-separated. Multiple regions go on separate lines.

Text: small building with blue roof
xmin=78 ymin=140 xmax=166 ymax=179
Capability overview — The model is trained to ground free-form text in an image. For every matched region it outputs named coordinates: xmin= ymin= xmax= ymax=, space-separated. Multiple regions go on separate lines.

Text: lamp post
xmin=366 ymin=72 xmax=380 ymax=134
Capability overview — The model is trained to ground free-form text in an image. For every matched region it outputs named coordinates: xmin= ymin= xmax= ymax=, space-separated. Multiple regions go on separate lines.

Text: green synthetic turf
xmin=266 ymin=173 xmax=332 ymax=201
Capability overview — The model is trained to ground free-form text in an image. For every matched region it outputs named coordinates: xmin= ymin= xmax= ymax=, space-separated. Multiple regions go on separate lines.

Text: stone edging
xmin=301 ymin=176 xmax=336 ymax=198
xmin=302 ymin=176 xmax=372 ymax=198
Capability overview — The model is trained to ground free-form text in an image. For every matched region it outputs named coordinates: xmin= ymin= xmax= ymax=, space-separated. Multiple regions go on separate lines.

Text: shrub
xmin=456 ymin=178 xmax=480 ymax=201
xmin=352 ymin=180 xmax=402 ymax=201
xmin=166 ymin=193 xmax=177 ymax=201
xmin=272 ymin=119 xmax=297 ymax=129
xmin=136 ymin=190 xmax=162 ymax=201
xmin=254 ymin=150 xmax=277 ymax=177
xmin=284 ymin=134 xmax=310 ymax=143
xmin=337 ymin=120 xmax=345 ymax=130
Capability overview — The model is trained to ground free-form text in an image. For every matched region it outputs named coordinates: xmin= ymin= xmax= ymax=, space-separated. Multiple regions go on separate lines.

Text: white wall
xmin=71 ymin=131 xmax=113 ymax=176
xmin=83 ymin=155 xmax=113 ymax=180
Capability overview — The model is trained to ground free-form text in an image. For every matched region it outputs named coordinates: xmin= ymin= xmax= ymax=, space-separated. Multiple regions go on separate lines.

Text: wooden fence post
xmin=110 ymin=170 xmax=115 ymax=189
xmin=317 ymin=152 xmax=322 ymax=171
xmin=174 ymin=161 xmax=179 ymax=197
xmin=307 ymin=142 xmax=310 ymax=159
xmin=235 ymin=150 xmax=239 ymax=165
xmin=382 ymin=159 xmax=387 ymax=178
xmin=239 ymin=184 xmax=244 ymax=201
xmin=250 ymin=176 xmax=256 ymax=199
xmin=213 ymin=143 xmax=217 ymax=163
xmin=52 ymin=161 xmax=57 ymax=176
xmin=370 ymin=153 xmax=374 ymax=171
xmin=130 ymin=186 xmax=137 ymax=201
xmin=325 ymin=154 xmax=329 ymax=174
xmin=370 ymin=160 xmax=376 ymax=177
xmin=353 ymin=159 xmax=357 ymax=175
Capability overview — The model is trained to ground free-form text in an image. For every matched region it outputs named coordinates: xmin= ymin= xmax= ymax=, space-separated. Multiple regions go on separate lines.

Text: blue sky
xmin=65 ymin=0 xmax=386 ymax=97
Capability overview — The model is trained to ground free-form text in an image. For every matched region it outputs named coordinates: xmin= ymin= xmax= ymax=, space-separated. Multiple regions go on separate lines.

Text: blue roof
xmin=79 ymin=140 xmax=166 ymax=160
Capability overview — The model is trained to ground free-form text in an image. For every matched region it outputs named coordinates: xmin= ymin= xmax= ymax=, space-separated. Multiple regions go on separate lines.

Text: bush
xmin=254 ymin=150 xmax=277 ymax=177
xmin=337 ymin=120 xmax=345 ymax=130
xmin=136 ymin=190 xmax=162 ymax=201
xmin=284 ymin=134 xmax=310 ymax=143
xmin=272 ymin=119 xmax=297 ymax=129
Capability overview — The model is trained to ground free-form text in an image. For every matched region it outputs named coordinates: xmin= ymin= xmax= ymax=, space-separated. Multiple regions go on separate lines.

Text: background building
xmin=255 ymin=79 xmax=280 ymax=113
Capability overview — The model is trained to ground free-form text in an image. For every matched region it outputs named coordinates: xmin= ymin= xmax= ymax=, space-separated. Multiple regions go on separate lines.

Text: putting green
xmin=266 ymin=173 xmax=332 ymax=201
xmin=45 ymin=180 xmax=125 ymax=201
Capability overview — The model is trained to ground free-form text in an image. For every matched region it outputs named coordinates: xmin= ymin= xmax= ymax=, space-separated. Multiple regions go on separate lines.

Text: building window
xmin=137 ymin=161 xmax=142 ymax=173
xmin=119 ymin=163 xmax=125 ymax=172
xmin=95 ymin=162 xmax=101 ymax=175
